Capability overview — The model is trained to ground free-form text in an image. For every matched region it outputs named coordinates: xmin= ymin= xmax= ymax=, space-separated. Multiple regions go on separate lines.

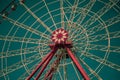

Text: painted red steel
xmin=35 ymin=47 xmax=58 ymax=80
xmin=66 ymin=47 xmax=90 ymax=80
xmin=44 ymin=68 xmax=54 ymax=80
xmin=26 ymin=29 xmax=90 ymax=80
xmin=26 ymin=47 xmax=58 ymax=80
xmin=44 ymin=53 xmax=63 ymax=80
xmin=49 ymin=73 xmax=53 ymax=80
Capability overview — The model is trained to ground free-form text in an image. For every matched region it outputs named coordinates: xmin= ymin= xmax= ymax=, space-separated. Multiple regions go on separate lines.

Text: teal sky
xmin=0 ymin=0 xmax=120 ymax=80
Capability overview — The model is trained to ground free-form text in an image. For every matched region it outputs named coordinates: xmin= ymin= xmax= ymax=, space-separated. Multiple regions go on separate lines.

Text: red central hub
xmin=51 ymin=28 xmax=68 ymax=44
xmin=57 ymin=33 xmax=63 ymax=39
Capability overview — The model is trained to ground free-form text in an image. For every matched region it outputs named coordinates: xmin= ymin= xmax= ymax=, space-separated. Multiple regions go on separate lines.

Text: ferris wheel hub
xmin=51 ymin=28 xmax=68 ymax=44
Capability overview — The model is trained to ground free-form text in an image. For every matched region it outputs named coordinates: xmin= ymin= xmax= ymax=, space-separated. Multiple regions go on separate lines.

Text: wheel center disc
xmin=51 ymin=28 xmax=68 ymax=44
xmin=57 ymin=33 xmax=63 ymax=39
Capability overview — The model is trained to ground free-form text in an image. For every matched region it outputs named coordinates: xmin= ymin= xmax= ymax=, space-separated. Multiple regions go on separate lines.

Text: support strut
xmin=35 ymin=48 xmax=58 ymax=80
xmin=26 ymin=47 xmax=58 ymax=80
xmin=44 ymin=52 xmax=63 ymax=80
xmin=26 ymin=28 xmax=90 ymax=80
xmin=49 ymin=72 xmax=53 ymax=80
xmin=44 ymin=68 xmax=54 ymax=80
xmin=66 ymin=47 xmax=90 ymax=80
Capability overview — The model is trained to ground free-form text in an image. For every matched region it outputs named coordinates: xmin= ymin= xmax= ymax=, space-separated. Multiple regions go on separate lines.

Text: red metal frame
xmin=26 ymin=29 xmax=90 ymax=80
xmin=26 ymin=43 xmax=90 ymax=80
xmin=35 ymin=48 xmax=57 ymax=80
xmin=44 ymin=68 xmax=54 ymax=80
xmin=49 ymin=73 xmax=53 ymax=80
xmin=44 ymin=52 xmax=63 ymax=80
xmin=26 ymin=47 xmax=58 ymax=80
xmin=66 ymin=47 xmax=90 ymax=80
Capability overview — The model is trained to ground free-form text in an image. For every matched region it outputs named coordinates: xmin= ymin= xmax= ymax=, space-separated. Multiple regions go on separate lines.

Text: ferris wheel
xmin=0 ymin=0 xmax=120 ymax=80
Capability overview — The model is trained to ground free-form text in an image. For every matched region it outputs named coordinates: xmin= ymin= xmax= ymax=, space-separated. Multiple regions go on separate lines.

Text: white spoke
xmin=87 ymin=14 xmax=120 ymax=36
xmin=79 ymin=58 xmax=102 ymax=80
xmin=68 ymin=0 xmax=79 ymax=35
xmin=63 ymin=0 xmax=72 ymax=7
xmin=58 ymin=70 xmax=63 ymax=80
xmin=84 ymin=52 xmax=120 ymax=71
xmin=77 ymin=0 xmax=96 ymax=24
xmin=89 ymin=44 xmax=120 ymax=54
xmin=0 ymin=46 xmax=49 ymax=58
xmin=0 ymin=35 xmax=48 ymax=45
xmin=0 ymin=15 xmax=50 ymax=40
xmin=18 ymin=61 xmax=40 ymax=80
xmin=42 ymin=0 xmax=57 ymax=29
xmin=82 ymin=0 xmax=119 ymax=28
xmin=0 ymin=54 xmax=41 ymax=77
xmin=69 ymin=0 xmax=79 ymax=21
xmin=20 ymin=2 xmax=52 ymax=33
xmin=88 ymin=31 xmax=120 ymax=42
xmin=72 ymin=15 xmax=120 ymax=40
xmin=71 ymin=62 xmax=81 ymax=80
xmin=60 ymin=0 xmax=65 ymax=29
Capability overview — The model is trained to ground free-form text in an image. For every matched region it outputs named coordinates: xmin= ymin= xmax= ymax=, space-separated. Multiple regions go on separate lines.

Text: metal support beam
xmin=26 ymin=47 xmax=58 ymax=80
xmin=66 ymin=47 xmax=90 ymax=80
xmin=35 ymin=47 xmax=58 ymax=80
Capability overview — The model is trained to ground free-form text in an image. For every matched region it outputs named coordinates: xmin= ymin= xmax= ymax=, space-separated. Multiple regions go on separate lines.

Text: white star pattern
xmin=52 ymin=28 xmax=68 ymax=44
